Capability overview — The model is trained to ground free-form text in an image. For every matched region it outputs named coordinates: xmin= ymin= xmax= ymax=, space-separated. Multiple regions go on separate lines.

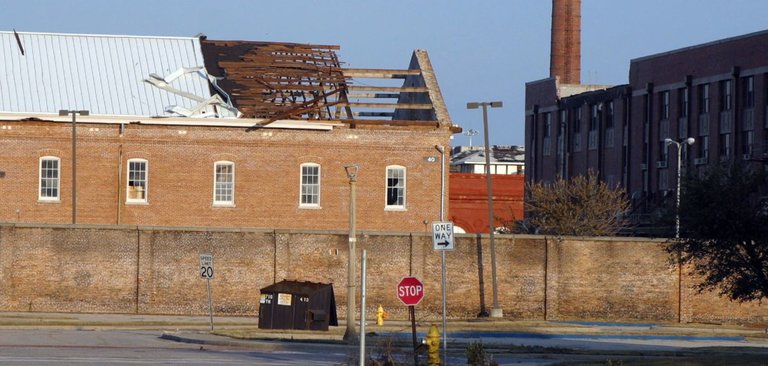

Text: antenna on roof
xmin=463 ymin=129 xmax=478 ymax=147
xmin=13 ymin=29 xmax=24 ymax=56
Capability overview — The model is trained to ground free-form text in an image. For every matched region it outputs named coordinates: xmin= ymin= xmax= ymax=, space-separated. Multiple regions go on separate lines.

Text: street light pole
xmin=343 ymin=164 xmax=359 ymax=343
xmin=59 ymin=109 xmax=89 ymax=225
xmin=434 ymin=144 xmax=448 ymax=363
xmin=664 ymin=137 xmax=695 ymax=239
xmin=467 ymin=101 xmax=503 ymax=318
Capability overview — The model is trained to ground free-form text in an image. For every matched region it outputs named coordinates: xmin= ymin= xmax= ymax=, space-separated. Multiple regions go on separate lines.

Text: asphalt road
xmin=0 ymin=329 xmax=349 ymax=365
xmin=2 ymin=313 xmax=768 ymax=365
xmin=3 ymin=328 xmax=768 ymax=365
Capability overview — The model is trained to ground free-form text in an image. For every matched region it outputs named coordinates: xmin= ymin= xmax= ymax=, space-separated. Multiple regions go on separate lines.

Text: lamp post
xmin=434 ymin=144 xmax=448 ymax=362
xmin=467 ymin=101 xmax=503 ymax=318
xmin=664 ymin=137 xmax=695 ymax=238
xmin=59 ymin=109 xmax=89 ymax=225
xmin=343 ymin=164 xmax=359 ymax=343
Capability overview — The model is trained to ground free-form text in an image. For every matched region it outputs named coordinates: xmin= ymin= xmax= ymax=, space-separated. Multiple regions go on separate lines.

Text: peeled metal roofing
xmin=0 ymin=31 xmax=212 ymax=116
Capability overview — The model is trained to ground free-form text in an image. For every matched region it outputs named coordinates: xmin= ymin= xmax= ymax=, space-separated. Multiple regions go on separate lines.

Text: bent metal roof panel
xmin=0 ymin=31 xmax=214 ymax=117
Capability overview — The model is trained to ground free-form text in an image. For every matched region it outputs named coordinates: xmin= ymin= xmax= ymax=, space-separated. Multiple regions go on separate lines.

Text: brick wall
xmin=448 ymin=173 xmax=524 ymax=233
xmin=1 ymin=224 xmax=766 ymax=324
xmin=0 ymin=120 xmax=450 ymax=232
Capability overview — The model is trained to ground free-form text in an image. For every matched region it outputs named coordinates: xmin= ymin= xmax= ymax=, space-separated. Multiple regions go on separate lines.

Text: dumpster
xmin=258 ymin=280 xmax=338 ymax=331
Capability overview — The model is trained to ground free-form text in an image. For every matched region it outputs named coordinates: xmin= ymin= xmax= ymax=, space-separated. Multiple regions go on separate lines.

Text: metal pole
xmin=71 ymin=113 xmax=77 ymax=224
xmin=482 ymin=104 xmax=502 ymax=318
xmin=410 ymin=305 xmax=418 ymax=366
xmin=665 ymin=137 xmax=693 ymax=239
xmin=344 ymin=165 xmax=359 ymax=343
xmin=436 ymin=144 xmax=448 ymax=364
xmin=359 ymin=250 xmax=367 ymax=366
xmin=61 ymin=110 xmax=88 ymax=224
xmin=675 ymin=144 xmax=682 ymax=239
xmin=207 ymin=278 xmax=214 ymax=331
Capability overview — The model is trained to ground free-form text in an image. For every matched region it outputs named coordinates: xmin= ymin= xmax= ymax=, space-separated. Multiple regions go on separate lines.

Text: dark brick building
xmin=526 ymin=24 xmax=768 ymax=220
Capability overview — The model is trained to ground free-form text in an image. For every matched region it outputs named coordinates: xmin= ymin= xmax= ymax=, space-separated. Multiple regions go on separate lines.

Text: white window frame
xmin=38 ymin=156 xmax=60 ymax=202
xmin=385 ymin=165 xmax=406 ymax=210
xmin=299 ymin=163 xmax=321 ymax=208
xmin=126 ymin=158 xmax=148 ymax=204
xmin=213 ymin=161 xmax=235 ymax=207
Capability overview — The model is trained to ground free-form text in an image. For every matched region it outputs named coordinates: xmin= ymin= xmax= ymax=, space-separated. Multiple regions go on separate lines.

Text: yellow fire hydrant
xmin=426 ymin=324 xmax=441 ymax=366
xmin=376 ymin=304 xmax=386 ymax=326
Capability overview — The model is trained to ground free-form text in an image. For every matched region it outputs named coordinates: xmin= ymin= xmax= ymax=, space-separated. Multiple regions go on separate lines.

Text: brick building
xmin=0 ymin=31 xmax=457 ymax=231
xmin=449 ymin=145 xmax=525 ymax=233
xmin=448 ymin=173 xmax=524 ymax=233
xmin=526 ymin=1 xmax=768 ymax=220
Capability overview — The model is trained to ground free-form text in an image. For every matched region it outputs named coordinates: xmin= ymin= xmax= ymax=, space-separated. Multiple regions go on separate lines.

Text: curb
xmin=160 ymin=331 xmax=354 ymax=350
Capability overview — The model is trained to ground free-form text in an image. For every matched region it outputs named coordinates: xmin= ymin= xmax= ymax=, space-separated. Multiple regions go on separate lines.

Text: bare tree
xmin=525 ymin=171 xmax=630 ymax=236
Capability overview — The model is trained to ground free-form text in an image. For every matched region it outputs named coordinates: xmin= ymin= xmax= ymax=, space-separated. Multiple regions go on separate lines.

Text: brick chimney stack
xmin=550 ymin=0 xmax=581 ymax=84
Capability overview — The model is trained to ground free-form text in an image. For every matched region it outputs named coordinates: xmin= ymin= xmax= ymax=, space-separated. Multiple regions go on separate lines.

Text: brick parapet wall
xmin=1 ymin=224 xmax=766 ymax=324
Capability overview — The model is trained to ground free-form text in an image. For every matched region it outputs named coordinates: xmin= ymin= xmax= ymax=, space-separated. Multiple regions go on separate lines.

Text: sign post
xmin=397 ymin=276 xmax=424 ymax=366
xmin=200 ymin=254 xmax=214 ymax=331
xmin=432 ymin=221 xmax=454 ymax=362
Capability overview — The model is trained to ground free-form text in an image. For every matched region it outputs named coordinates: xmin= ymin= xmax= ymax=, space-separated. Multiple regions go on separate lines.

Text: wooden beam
xmin=347 ymin=86 xmax=428 ymax=93
xmin=356 ymin=112 xmax=395 ymax=117
xmin=334 ymin=119 xmax=440 ymax=127
xmin=338 ymin=102 xmax=433 ymax=110
xmin=343 ymin=69 xmax=421 ymax=79
xmin=347 ymin=93 xmax=401 ymax=99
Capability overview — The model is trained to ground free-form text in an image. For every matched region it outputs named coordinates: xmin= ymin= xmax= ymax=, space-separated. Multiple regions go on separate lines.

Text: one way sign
xmin=432 ymin=221 xmax=455 ymax=251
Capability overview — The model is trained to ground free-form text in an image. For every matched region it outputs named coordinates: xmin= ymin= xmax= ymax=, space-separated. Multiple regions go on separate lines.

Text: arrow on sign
xmin=431 ymin=221 xmax=455 ymax=251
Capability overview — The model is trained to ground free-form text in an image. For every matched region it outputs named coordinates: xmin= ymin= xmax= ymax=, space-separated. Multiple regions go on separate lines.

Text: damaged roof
xmin=201 ymin=39 xmax=451 ymax=128
xmin=0 ymin=31 xmax=453 ymax=129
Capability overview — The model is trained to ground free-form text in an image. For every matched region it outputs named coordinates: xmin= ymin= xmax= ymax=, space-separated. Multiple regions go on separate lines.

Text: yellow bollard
xmin=376 ymin=304 xmax=386 ymax=326
xmin=426 ymin=324 xmax=441 ymax=366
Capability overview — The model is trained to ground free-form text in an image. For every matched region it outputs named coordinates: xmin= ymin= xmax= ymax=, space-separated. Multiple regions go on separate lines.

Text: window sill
xmin=213 ymin=203 xmax=236 ymax=208
xmin=299 ymin=205 xmax=322 ymax=210
xmin=385 ymin=206 xmax=407 ymax=212
xmin=38 ymin=199 xmax=61 ymax=204
xmin=125 ymin=201 xmax=149 ymax=206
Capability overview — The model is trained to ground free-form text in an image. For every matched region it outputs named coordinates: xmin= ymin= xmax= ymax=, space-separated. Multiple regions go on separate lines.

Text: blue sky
xmin=3 ymin=0 xmax=768 ymax=146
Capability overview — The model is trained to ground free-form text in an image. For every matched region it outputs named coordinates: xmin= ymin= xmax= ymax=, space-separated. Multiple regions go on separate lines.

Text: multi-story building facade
xmin=527 ymin=27 xmax=768 ymax=217
xmin=0 ymin=31 xmax=457 ymax=232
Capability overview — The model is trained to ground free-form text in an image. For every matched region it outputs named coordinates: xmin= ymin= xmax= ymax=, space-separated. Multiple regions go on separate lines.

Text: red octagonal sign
xmin=397 ymin=276 xmax=425 ymax=306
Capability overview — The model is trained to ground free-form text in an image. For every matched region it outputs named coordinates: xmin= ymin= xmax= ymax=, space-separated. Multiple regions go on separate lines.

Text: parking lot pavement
xmin=1 ymin=311 xmax=767 ymax=354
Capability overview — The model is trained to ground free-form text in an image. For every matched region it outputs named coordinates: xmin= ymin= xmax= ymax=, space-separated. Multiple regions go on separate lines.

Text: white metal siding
xmin=0 ymin=32 xmax=211 ymax=116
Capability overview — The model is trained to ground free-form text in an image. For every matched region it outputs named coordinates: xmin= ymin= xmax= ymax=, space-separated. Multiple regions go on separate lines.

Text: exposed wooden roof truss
xmin=201 ymin=40 xmax=441 ymax=129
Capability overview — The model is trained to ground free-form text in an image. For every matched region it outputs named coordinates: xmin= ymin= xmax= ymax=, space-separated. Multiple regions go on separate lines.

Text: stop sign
xmin=397 ymin=276 xmax=425 ymax=306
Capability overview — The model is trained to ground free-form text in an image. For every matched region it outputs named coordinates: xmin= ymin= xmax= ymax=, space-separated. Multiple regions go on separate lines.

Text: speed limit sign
xmin=200 ymin=254 xmax=214 ymax=279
